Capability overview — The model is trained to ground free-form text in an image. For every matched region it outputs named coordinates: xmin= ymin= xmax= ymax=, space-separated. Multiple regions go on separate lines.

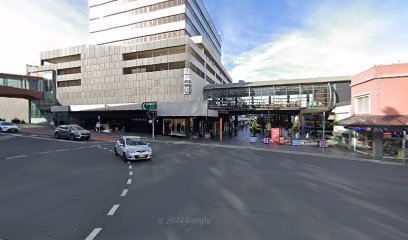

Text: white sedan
xmin=114 ymin=136 xmax=152 ymax=161
xmin=0 ymin=121 xmax=19 ymax=132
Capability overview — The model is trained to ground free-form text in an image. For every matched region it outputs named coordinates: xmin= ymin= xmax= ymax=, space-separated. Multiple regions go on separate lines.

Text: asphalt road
xmin=0 ymin=132 xmax=407 ymax=240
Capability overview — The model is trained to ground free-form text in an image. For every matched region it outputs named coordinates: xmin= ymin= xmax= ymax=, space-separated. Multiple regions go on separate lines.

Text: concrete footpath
xmin=17 ymin=124 xmax=407 ymax=167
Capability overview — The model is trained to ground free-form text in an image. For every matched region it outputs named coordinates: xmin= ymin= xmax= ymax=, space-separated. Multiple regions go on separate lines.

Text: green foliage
xmin=292 ymin=122 xmax=300 ymax=134
xmin=256 ymin=116 xmax=266 ymax=131
xmin=250 ymin=123 xmax=258 ymax=137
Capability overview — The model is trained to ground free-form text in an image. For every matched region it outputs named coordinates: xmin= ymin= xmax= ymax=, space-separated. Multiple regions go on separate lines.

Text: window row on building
xmin=0 ymin=77 xmax=43 ymax=91
xmin=187 ymin=0 xmax=221 ymax=49
xmin=189 ymin=62 xmax=206 ymax=81
xmin=204 ymin=84 xmax=333 ymax=110
xmin=100 ymin=29 xmax=185 ymax=46
xmin=42 ymin=54 xmax=81 ymax=65
xmin=91 ymin=14 xmax=185 ymax=34
xmin=185 ymin=14 xmax=221 ymax=57
xmin=123 ymin=45 xmax=185 ymax=61
xmin=190 ymin=47 xmax=205 ymax=66
xmin=123 ymin=61 xmax=185 ymax=75
xmin=57 ymin=67 xmax=81 ymax=76
xmin=57 ymin=79 xmax=81 ymax=88
xmin=90 ymin=0 xmax=185 ymax=20
xmin=89 ymin=0 xmax=118 ymax=8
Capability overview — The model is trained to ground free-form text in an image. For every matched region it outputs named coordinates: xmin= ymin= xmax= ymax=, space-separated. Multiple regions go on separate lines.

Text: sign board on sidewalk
xmin=141 ymin=102 xmax=157 ymax=111
xmin=271 ymin=128 xmax=280 ymax=144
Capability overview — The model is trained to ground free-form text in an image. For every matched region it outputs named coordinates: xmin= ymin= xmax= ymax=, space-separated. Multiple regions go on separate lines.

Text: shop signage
xmin=141 ymin=102 xmax=157 ymax=111
xmin=184 ymin=68 xmax=192 ymax=95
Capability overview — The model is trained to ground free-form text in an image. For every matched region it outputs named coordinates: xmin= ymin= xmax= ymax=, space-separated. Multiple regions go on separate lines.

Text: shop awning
xmin=335 ymin=115 xmax=408 ymax=128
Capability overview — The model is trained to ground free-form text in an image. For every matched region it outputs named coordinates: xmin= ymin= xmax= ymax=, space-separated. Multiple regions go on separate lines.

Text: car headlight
xmin=127 ymin=150 xmax=136 ymax=154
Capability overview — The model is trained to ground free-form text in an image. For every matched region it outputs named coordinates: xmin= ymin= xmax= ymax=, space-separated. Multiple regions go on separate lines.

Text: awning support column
xmin=372 ymin=128 xmax=384 ymax=160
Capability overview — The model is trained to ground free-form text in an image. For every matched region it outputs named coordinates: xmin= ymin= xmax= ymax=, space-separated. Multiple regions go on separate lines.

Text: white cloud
xmin=228 ymin=1 xmax=408 ymax=82
xmin=0 ymin=0 xmax=88 ymax=74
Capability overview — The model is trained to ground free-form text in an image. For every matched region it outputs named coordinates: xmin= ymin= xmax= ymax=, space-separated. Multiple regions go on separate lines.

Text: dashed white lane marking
xmin=55 ymin=149 xmax=69 ymax=152
xmin=103 ymin=148 xmax=107 ymax=150
xmin=35 ymin=151 xmax=52 ymax=155
xmin=120 ymin=189 xmax=128 ymax=197
xmin=107 ymin=204 xmax=120 ymax=216
xmin=5 ymin=134 xmax=86 ymax=144
xmin=5 ymin=155 xmax=28 ymax=160
xmin=109 ymin=150 xmax=113 ymax=152
xmin=85 ymin=228 xmax=102 ymax=240
xmin=75 ymin=146 xmax=87 ymax=149
xmin=129 ymin=165 xmax=132 ymax=169
xmin=129 ymin=171 xmax=133 ymax=176
xmin=127 ymin=161 xmax=131 ymax=164
xmin=127 ymin=179 xmax=132 ymax=185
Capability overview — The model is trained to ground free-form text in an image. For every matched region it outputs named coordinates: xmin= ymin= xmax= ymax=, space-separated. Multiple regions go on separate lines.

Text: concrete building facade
xmin=89 ymin=0 xmax=222 ymax=59
xmin=26 ymin=0 xmax=232 ymax=137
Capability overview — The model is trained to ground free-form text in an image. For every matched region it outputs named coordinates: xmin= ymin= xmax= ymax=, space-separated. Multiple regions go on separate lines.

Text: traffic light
xmin=147 ymin=111 xmax=157 ymax=120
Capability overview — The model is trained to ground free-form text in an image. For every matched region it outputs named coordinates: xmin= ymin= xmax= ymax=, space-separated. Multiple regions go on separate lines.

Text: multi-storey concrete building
xmin=27 ymin=0 xmax=232 ymax=137
xmin=89 ymin=0 xmax=223 ymax=59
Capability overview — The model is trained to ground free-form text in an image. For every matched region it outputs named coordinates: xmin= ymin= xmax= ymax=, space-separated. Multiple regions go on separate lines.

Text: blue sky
xmin=1 ymin=0 xmax=408 ymax=81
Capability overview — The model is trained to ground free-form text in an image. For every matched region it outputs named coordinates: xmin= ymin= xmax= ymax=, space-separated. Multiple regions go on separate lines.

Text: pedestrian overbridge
xmin=203 ymin=76 xmax=351 ymax=115
xmin=0 ymin=73 xmax=45 ymax=100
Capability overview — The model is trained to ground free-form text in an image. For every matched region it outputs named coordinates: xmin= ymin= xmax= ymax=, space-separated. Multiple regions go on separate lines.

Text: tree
xmin=250 ymin=123 xmax=258 ymax=137
xmin=256 ymin=116 xmax=266 ymax=134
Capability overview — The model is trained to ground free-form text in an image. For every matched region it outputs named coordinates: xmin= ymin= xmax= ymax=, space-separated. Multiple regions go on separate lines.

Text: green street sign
xmin=141 ymin=102 xmax=157 ymax=111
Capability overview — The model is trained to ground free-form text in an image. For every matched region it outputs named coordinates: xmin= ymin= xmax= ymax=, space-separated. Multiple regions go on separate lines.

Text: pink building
xmin=339 ymin=63 xmax=408 ymax=160
xmin=351 ymin=63 xmax=408 ymax=116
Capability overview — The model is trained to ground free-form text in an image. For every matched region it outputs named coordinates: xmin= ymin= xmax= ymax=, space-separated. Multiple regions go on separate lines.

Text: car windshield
xmin=1 ymin=122 xmax=12 ymax=125
xmin=70 ymin=125 xmax=85 ymax=130
xmin=126 ymin=138 xmax=147 ymax=146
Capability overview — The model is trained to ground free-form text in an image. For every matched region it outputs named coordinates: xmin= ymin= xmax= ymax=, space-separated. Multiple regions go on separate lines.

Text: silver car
xmin=0 ymin=121 xmax=19 ymax=132
xmin=114 ymin=136 xmax=152 ymax=161
xmin=54 ymin=125 xmax=91 ymax=141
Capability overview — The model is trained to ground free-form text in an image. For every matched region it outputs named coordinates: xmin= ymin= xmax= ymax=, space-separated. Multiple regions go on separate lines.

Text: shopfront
xmin=337 ymin=115 xmax=408 ymax=161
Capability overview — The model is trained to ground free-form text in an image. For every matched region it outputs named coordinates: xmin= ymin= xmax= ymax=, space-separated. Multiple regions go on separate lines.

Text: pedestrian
xmin=50 ymin=120 xmax=55 ymax=129
xmin=95 ymin=121 xmax=100 ymax=132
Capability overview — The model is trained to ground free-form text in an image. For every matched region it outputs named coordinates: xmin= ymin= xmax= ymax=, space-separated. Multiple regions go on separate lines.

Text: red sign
xmin=271 ymin=128 xmax=280 ymax=144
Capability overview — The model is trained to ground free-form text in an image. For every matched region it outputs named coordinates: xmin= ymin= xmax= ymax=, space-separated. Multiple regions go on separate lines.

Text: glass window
xmin=355 ymin=94 xmax=370 ymax=114
xmin=126 ymin=137 xmax=147 ymax=146
xmin=70 ymin=125 xmax=85 ymax=131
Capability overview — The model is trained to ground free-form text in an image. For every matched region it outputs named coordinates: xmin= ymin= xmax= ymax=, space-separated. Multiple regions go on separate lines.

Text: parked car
xmin=114 ymin=136 xmax=152 ymax=161
xmin=54 ymin=125 xmax=91 ymax=140
xmin=0 ymin=121 xmax=19 ymax=132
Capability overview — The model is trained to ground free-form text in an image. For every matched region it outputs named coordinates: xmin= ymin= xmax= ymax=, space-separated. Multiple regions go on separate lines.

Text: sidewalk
xmin=16 ymin=124 xmax=406 ymax=166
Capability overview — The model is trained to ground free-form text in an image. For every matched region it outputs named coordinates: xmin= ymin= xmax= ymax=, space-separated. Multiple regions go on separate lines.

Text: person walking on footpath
xmin=95 ymin=121 xmax=100 ymax=132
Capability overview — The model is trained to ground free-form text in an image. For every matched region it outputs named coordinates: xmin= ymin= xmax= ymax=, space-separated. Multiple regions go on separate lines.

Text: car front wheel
xmin=55 ymin=132 xmax=60 ymax=139
xmin=69 ymin=134 xmax=76 ymax=141
xmin=123 ymin=152 xmax=128 ymax=162
xmin=114 ymin=147 xmax=119 ymax=156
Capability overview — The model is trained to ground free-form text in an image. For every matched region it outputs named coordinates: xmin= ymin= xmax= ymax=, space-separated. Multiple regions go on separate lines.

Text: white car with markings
xmin=0 ymin=121 xmax=19 ymax=132
xmin=114 ymin=136 xmax=152 ymax=161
